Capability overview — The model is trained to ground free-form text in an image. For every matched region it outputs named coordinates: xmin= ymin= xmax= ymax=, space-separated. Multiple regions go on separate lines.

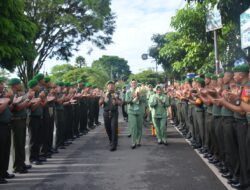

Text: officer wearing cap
xmin=8 ymin=78 xmax=31 ymax=173
xmin=100 ymin=80 xmax=122 ymax=151
xmin=149 ymin=85 xmax=170 ymax=145
xmin=28 ymin=79 xmax=44 ymax=165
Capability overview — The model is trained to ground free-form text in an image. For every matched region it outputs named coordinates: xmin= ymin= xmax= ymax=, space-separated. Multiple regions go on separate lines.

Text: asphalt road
xmin=2 ymin=111 xmax=227 ymax=190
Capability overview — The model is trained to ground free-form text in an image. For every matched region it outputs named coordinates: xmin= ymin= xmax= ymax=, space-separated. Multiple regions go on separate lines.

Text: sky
xmin=40 ymin=0 xmax=186 ymax=75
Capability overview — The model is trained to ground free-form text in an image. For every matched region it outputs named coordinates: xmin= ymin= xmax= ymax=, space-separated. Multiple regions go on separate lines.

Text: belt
xmin=12 ymin=117 xmax=26 ymax=121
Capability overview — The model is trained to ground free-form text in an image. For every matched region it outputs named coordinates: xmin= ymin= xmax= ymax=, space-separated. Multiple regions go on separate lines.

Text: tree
xmin=92 ymin=55 xmax=131 ymax=81
xmin=129 ymin=70 xmax=165 ymax=86
xmin=50 ymin=64 xmax=74 ymax=82
xmin=75 ymin=56 xmax=86 ymax=68
xmin=62 ymin=67 xmax=109 ymax=88
xmin=18 ymin=0 xmax=116 ymax=86
xmin=0 ymin=0 xmax=36 ymax=71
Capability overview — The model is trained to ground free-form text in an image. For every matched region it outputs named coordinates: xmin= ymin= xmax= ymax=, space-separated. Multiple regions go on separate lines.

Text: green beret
xmin=195 ymin=77 xmax=205 ymax=86
xmin=93 ymin=85 xmax=97 ymax=88
xmin=44 ymin=77 xmax=50 ymax=83
xmin=233 ymin=64 xmax=250 ymax=73
xmin=77 ymin=79 xmax=82 ymax=83
xmin=64 ymin=82 xmax=71 ymax=87
xmin=85 ymin=82 xmax=90 ymax=87
xmin=205 ymin=73 xmax=213 ymax=79
xmin=71 ymin=82 xmax=77 ymax=86
xmin=28 ymin=79 xmax=38 ymax=89
xmin=106 ymin=80 xmax=114 ymax=86
xmin=56 ymin=81 xmax=64 ymax=86
xmin=185 ymin=78 xmax=192 ymax=83
xmin=8 ymin=78 xmax=21 ymax=86
xmin=0 ymin=77 xmax=6 ymax=83
xmin=211 ymin=74 xmax=218 ymax=80
xmin=218 ymin=73 xmax=224 ymax=78
xmin=34 ymin=73 xmax=44 ymax=81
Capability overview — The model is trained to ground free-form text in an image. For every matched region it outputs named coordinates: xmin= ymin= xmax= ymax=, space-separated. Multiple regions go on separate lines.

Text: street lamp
xmin=141 ymin=53 xmax=158 ymax=72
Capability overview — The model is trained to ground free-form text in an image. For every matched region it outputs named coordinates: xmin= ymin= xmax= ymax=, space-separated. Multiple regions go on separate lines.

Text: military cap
xmin=0 ymin=77 xmax=6 ymax=83
xmin=205 ymin=73 xmax=213 ymax=79
xmin=218 ymin=73 xmax=224 ymax=78
xmin=28 ymin=79 xmax=38 ymax=89
xmin=77 ymin=79 xmax=82 ymax=83
xmin=34 ymin=73 xmax=44 ymax=81
xmin=155 ymin=85 xmax=162 ymax=90
xmin=92 ymin=85 xmax=97 ymax=88
xmin=8 ymin=78 xmax=21 ymax=86
xmin=106 ymin=80 xmax=114 ymax=86
xmin=233 ymin=64 xmax=250 ymax=73
xmin=185 ymin=78 xmax=192 ymax=83
xmin=211 ymin=74 xmax=218 ymax=80
xmin=56 ymin=81 xmax=64 ymax=86
xmin=85 ymin=82 xmax=90 ymax=87
xmin=195 ymin=77 xmax=205 ymax=86
xmin=64 ymin=82 xmax=71 ymax=87
xmin=44 ymin=77 xmax=50 ymax=83
xmin=71 ymin=81 xmax=77 ymax=86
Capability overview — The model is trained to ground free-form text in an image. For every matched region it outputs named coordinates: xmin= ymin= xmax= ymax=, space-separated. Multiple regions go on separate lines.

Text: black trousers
xmin=29 ymin=116 xmax=42 ymax=161
xmin=73 ymin=104 xmax=80 ymax=136
xmin=11 ymin=119 xmax=26 ymax=170
xmin=222 ymin=117 xmax=239 ymax=177
xmin=0 ymin=123 xmax=11 ymax=177
xmin=41 ymin=107 xmax=50 ymax=156
xmin=55 ymin=110 xmax=65 ymax=147
xmin=234 ymin=119 xmax=249 ymax=186
xmin=47 ymin=107 xmax=55 ymax=151
xmin=122 ymin=103 xmax=128 ymax=119
xmin=79 ymin=103 xmax=88 ymax=132
xmin=103 ymin=111 xmax=118 ymax=148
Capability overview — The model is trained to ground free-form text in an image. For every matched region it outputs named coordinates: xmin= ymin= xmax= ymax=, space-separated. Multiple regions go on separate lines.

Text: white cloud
xmin=42 ymin=0 xmax=186 ymax=75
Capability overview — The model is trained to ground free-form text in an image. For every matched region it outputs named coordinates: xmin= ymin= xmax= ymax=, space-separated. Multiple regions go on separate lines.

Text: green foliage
xmin=61 ymin=67 xmax=109 ymax=89
xmin=129 ymin=70 xmax=165 ymax=86
xmin=0 ymin=0 xmax=36 ymax=71
xmin=18 ymin=0 xmax=116 ymax=85
xmin=50 ymin=64 xmax=75 ymax=81
xmin=92 ymin=55 xmax=131 ymax=81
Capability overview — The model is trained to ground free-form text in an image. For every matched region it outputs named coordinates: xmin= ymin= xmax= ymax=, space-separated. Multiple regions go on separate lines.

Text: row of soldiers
xmin=168 ymin=64 xmax=250 ymax=189
xmin=0 ymin=74 xmax=101 ymax=184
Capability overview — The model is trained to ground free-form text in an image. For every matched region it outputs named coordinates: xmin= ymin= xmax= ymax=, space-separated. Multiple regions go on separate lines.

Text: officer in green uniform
xmin=9 ymin=78 xmax=30 ymax=173
xmin=28 ymin=79 xmax=44 ymax=165
xmin=79 ymin=82 xmax=89 ymax=134
xmin=146 ymin=84 xmax=154 ymax=125
xmin=149 ymin=85 xmax=170 ymax=145
xmin=99 ymin=80 xmax=121 ymax=151
xmin=125 ymin=79 xmax=146 ymax=149
xmin=215 ymin=64 xmax=250 ymax=189
xmin=55 ymin=81 xmax=66 ymax=149
xmin=0 ymin=77 xmax=15 ymax=184
xmin=122 ymin=86 xmax=128 ymax=121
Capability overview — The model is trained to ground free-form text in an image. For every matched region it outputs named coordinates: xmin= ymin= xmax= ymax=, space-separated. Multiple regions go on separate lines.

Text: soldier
xmin=99 ymin=81 xmax=121 ymax=151
xmin=214 ymin=64 xmax=250 ymax=189
xmin=28 ymin=79 xmax=44 ymax=165
xmin=8 ymin=78 xmax=31 ymax=173
xmin=149 ymin=85 xmax=170 ymax=145
xmin=0 ymin=77 xmax=15 ymax=184
xmin=125 ymin=79 xmax=146 ymax=149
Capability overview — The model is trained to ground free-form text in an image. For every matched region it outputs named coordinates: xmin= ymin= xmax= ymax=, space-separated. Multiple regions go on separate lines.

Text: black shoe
xmin=228 ymin=178 xmax=239 ymax=185
xmin=222 ymin=172 xmax=232 ymax=179
xmin=209 ymin=159 xmax=219 ymax=164
xmin=58 ymin=146 xmax=66 ymax=149
xmin=39 ymin=157 xmax=47 ymax=162
xmin=131 ymin=145 xmax=136 ymax=149
xmin=0 ymin=178 xmax=8 ymax=184
xmin=137 ymin=143 xmax=141 ymax=147
xmin=163 ymin=142 xmax=168 ymax=146
xmin=50 ymin=148 xmax=59 ymax=154
xmin=14 ymin=168 xmax=28 ymax=174
xmin=127 ymin=134 xmax=131 ymax=138
xmin=158 ymin=141 xmax=163 ymax=145
xmin=110 ymin=147 xmax=117 ymax=152
xmin=31 ymin=160 xmax=43 ymax=165
xmin=24 ymin=164 xmax=32 ymax=170
xmin=4 ymin=172 xmax=15 ymax=179
xmin=231 ymin=182 xmax=244 ymax=189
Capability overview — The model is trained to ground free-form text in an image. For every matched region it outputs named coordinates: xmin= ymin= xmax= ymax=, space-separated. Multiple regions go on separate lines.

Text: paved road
xmin=2 ymin=111 xmax=227 ymax=190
